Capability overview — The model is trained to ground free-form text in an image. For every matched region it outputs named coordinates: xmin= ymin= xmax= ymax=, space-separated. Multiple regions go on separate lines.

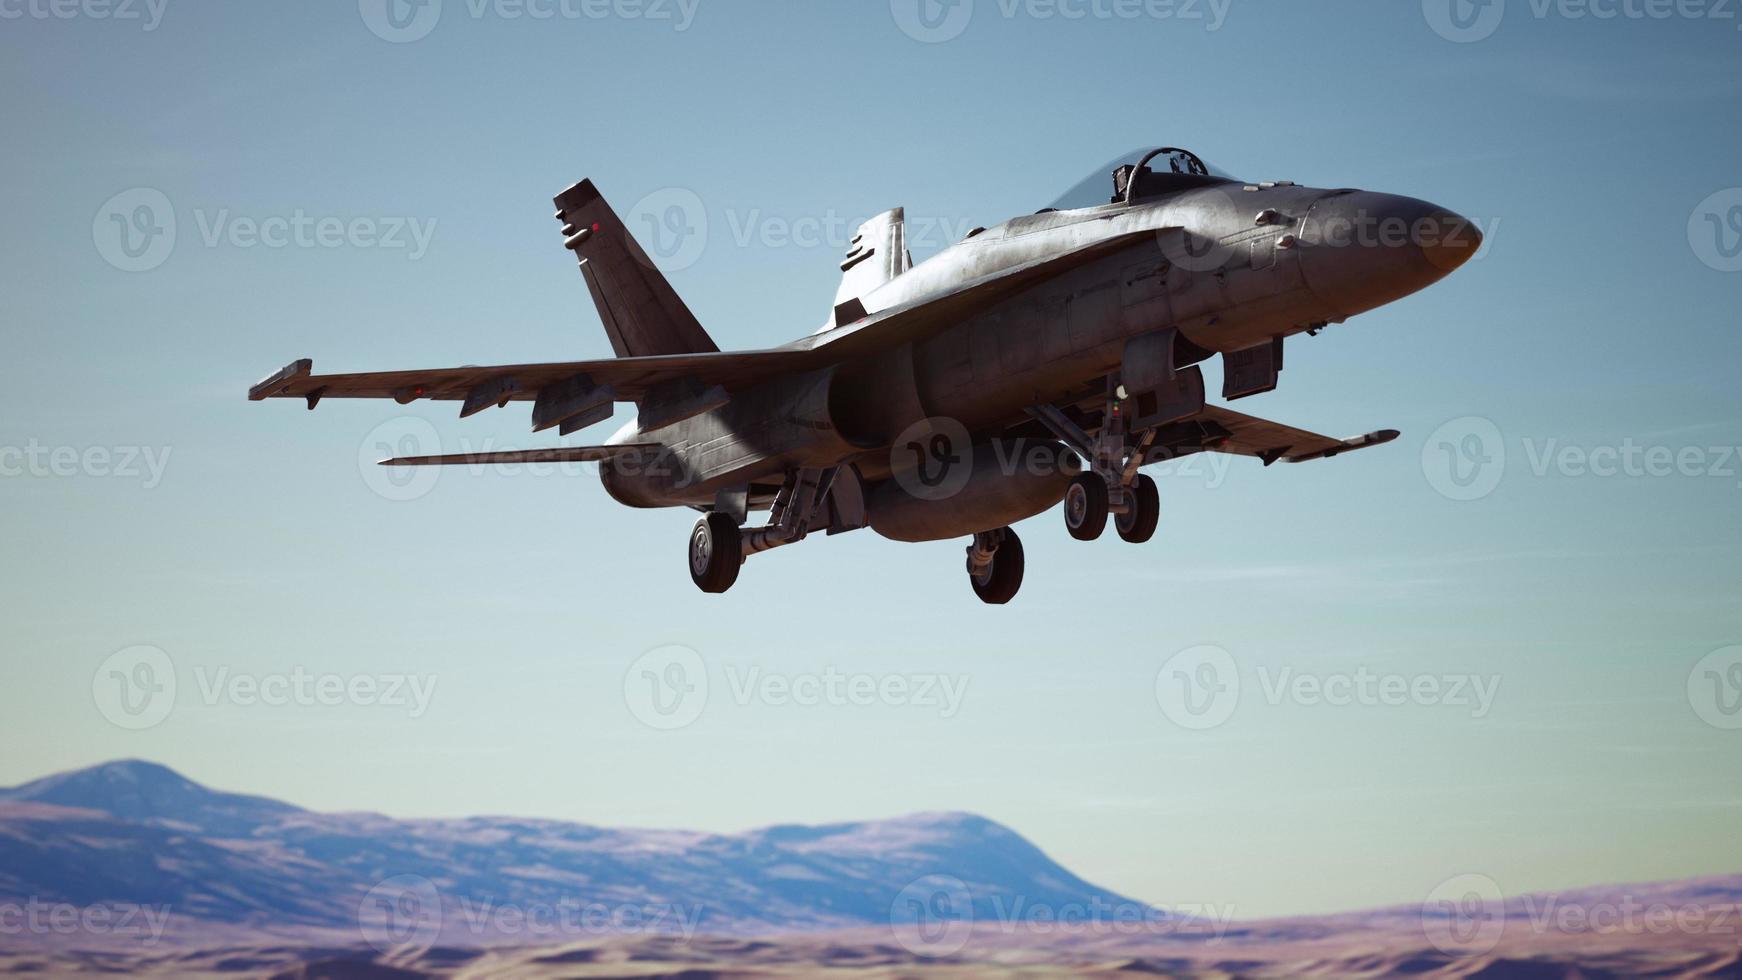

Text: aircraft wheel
xmin=969 ymin=528 xmax=1024 ymax=605
xmin=689 ymin=513 xmax=742 ymax=594
xmin=1116 ymin=474 xmax=1160 ymax=544
xmin=1063 ymin=474 xmax=1108 ymax=541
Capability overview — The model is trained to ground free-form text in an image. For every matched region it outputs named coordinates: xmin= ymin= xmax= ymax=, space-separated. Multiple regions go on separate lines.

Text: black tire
xmin=688 ymin=513 xmax=742 ymax=594
xmin=1116 ymin=474 xmax=1160 ymax=544
xmin=1063 ymin=474 xmax=1108 ymax=541
xmin=970 ymin=528 xmax=1024 ymax=605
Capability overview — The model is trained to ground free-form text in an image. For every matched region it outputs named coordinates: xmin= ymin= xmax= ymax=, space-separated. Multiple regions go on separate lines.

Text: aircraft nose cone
xmin=1299 ymin=192 xmax=1481 ymax=318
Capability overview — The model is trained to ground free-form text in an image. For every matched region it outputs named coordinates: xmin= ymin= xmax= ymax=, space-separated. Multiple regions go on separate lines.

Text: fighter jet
xmin=250 ymin=148 xmax=1480 ymax=603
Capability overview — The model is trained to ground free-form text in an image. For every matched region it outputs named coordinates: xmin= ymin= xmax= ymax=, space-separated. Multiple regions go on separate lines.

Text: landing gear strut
xmin=966 ymin=527 xmax=1024 ymax=604
xmin=1031 ymin=386 xmax=1163 ymax=546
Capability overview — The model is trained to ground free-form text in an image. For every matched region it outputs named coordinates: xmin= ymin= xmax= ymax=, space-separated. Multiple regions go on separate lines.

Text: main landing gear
xmin=689 ymin=513 xmax=742 ymax=594
xmin=966 ymin=527 xmax=1024 ymax=604
xmin=689 ymin=468 xmax=835 ymax=595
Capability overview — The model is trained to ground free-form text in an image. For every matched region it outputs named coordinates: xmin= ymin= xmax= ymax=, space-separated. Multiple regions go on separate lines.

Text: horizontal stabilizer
xmin=378 ymin=444 xmax=659 ymax=467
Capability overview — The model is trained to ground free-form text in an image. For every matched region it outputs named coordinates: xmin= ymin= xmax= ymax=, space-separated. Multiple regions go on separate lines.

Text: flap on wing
xmin=378 ymin=444 xmax=660 ymax=467
xmin=1194 ymin=405 xmax=1398 ymax=465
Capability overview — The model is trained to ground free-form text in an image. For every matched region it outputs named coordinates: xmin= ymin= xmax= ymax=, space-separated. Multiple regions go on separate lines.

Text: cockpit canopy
xmin=1047 ymin=147 xmax=1235 ymax=212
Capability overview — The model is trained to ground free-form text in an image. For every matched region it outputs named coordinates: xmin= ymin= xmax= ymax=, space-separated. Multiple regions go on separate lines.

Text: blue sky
xmin=2 ymin=0 xmax=1740 ymax=919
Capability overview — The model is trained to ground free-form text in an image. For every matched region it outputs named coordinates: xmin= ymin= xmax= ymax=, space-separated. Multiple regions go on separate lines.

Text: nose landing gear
xmin=1032 ymin=392 xmax=1165 ymax=547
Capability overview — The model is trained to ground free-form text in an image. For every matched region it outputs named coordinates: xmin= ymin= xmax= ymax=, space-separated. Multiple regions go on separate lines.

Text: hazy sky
xmin=3 ymin=0 xmax=1740 ymax=920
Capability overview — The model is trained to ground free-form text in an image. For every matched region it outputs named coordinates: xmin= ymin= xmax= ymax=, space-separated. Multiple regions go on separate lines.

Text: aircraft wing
xmin=1191 ymin=405 xmax=1399 ymax=465
xmin=250 ymin=228 xmax=1166 ymax=431
xmin=249 ymin=350 xmax=809 ymax=407
xmin=378 ymin=444 xmax=660 ymax=467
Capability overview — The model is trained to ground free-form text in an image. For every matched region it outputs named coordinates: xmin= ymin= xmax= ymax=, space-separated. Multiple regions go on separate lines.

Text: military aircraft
xmin=250 ymin=147 xmax=1480 ymax=603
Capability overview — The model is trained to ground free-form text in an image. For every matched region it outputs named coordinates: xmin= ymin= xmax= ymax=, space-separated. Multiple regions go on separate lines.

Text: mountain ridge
xmin=0 ymin=760 xmax=1146 ymax=941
